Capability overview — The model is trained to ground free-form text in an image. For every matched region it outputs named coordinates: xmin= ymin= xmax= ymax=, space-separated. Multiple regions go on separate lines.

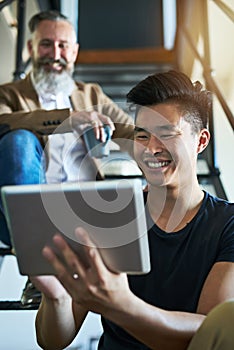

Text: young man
xmin=32 ymin=70 xmax=233 ymax=349
xmin=0 ymin=11 xmax=134 ymax=305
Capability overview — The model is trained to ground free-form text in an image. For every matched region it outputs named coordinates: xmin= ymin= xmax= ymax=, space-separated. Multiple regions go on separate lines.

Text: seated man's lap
xmin=0 ymin=129 xmax=46 ymax=246
xmin=188 ymin=300 xmax=234 ymax=350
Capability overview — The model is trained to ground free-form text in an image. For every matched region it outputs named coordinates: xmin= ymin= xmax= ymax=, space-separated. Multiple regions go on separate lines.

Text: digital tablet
xmin=1 ymin=179 xmax=150 ymax=276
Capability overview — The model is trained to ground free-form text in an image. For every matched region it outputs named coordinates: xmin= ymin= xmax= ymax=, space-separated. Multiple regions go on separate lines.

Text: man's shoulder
xmin=203 ymin=191 xmax=234 ymax=219
xmin=74 ymin=80 xmax=103 ymax=93
xmin=205 ymin=191 xmax=234 ymax=207
xmin=0 ymin=74 xmax=32 ymax=92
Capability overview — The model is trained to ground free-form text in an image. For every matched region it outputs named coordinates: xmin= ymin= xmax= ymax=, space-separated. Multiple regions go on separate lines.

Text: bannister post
xmin=13 ymin=0 xmax=26 ymax=81
xmin=200 ymin=0 xmax=217 ymax=170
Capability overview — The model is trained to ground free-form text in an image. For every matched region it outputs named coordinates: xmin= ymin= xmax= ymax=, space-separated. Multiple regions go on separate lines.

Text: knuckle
xmin=57 ymin=268 xmax=68 ymax=280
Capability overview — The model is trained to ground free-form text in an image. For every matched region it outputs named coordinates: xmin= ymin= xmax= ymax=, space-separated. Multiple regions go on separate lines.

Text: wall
xmin=0 ymin=0 xmax=39 ymax=84
xmin=176 ymin=0 xmax=234 ymax=201
xmin=78 ymin=0 xmax=163 ymax=50
xmin=0 ymin=9 xmax=17 ymax=83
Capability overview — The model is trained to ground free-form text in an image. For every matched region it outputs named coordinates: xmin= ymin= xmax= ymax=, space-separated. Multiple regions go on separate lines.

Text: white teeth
xmin=147 ymin=161 xmax=169 ymax=169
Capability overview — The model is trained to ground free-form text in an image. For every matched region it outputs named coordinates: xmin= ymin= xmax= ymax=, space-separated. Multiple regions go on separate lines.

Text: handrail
xmin=176 ymin=0 xmax=234 ymax=132
xmin=13 ymin=0 xmax=27 ymax=81
xmin=180 ymin=24 xmax=234 ymax=130
xmin=78 ymin=47 xmax=175 ymax=64
xmin=212 ymin=0 xmax=234 ymax=22
xmin=0 ymin=0 xmax=15 ymax=12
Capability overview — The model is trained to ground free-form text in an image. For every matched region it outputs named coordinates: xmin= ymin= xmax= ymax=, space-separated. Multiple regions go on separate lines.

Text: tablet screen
xmin=1 ymin=179 xmax=150 ymax=275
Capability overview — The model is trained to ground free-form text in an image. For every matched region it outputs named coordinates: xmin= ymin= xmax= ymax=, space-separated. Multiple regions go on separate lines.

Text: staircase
xmin=74 ymin=62 xmax=174 ymax=106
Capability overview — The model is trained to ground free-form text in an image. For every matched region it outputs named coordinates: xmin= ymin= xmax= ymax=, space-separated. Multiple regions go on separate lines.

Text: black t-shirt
xmin=98 ymin=192 xmax=234 ymax=349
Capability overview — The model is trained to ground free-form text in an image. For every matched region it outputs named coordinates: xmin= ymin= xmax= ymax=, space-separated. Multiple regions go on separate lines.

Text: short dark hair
xmin=28 ymin=10 xmax=70 ymax=33
xmin=127 ymin=70 xmax=212 ymax=133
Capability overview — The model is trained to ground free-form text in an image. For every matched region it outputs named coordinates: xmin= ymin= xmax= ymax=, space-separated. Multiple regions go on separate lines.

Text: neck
xmin=147 ymin=180 xmax=204 ymax=232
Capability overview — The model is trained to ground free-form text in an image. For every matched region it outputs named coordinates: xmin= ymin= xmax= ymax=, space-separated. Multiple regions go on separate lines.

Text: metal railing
xmin=175 ymin=0 xmax=234 ymax=131
xmin=175 ymin=0 xmax=233 ymax=199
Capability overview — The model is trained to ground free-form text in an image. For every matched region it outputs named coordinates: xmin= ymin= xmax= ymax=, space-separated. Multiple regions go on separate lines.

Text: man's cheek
xmin=133 ymin=143 xmax=142 ymax=160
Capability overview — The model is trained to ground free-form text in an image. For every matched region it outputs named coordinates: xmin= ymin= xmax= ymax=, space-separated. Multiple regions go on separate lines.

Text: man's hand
xmin=30 ymin=274 xmax=69 ymax=301
xmin=70 ymin=110 xmax=115 ymax=142
xmin=41 ymin=228 xmax=131 ymax=316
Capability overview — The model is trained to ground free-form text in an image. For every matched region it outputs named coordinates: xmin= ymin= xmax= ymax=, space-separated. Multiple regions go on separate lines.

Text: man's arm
xmin=0 ymin=108 xmax=71 ymax=136
xmin=103 ymin=296 xmax=205 ymax=350
xmin=197 ymin=261 xmax=234 ymax=314
xmin=71 ymin=82 xmax=134 ymax=142
xmin=0 ymin=81 xmax=131 ymax=141
xmin=35 ymin=230 xmax=234 ymax=350
xmin=31 ymin=275 xmax=88 ymax=350
xmin=0 ymin=78 xmax=73 ymax=136
xmin=36 ymin=296 xmax=88 ymax=350
xmin=70 ymin=82 xmax=135 ymax=154
xmin=105 ymin=261 xmax=234 ymax=350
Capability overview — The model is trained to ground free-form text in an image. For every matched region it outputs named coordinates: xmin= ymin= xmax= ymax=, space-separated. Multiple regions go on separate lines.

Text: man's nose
xmin=146 ymin=135 xmax=163 ymax=154
xmin=51 ymin=42 xmax=62 ymax=60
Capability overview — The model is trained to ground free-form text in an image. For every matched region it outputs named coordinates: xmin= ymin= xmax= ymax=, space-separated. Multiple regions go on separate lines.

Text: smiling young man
xmin=132 ymin=96 xmax=210 ymax=233
xmin=32 ymin=71 xmax=234 ymax=350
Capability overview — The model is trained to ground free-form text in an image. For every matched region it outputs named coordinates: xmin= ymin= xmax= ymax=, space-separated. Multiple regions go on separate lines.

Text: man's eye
xmin=59 ymin=43 xmax=69 ymax=50
xmin=135 ymin=133 xmax=149 ymax=140
xmin=159 ymin=133 xmax=176 ymax=139
xmin=40 ymin=42 xmax=51 ymax=48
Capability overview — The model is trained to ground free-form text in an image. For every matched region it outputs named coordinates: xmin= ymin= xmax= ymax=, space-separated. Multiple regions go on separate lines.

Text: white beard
xmin=33 ymin=68 xmax=76 ymax=96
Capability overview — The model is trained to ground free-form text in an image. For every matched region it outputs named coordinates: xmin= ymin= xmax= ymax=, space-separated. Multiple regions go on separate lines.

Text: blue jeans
xmin=0 ymin=130 xmax=46 ymax=246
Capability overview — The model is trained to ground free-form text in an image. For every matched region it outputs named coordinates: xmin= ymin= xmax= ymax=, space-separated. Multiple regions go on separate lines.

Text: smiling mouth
xmin=39 ymin=58 xmax=67 ymax=69
xmin=46 ymin=62 xmax=63 ymax=69
xmin=145 ymin=160 xmax=171 ymax=169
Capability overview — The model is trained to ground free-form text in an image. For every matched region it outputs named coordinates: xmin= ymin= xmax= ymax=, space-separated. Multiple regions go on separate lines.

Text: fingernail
xmin=42 ymin=246 xmax=53 ymax=259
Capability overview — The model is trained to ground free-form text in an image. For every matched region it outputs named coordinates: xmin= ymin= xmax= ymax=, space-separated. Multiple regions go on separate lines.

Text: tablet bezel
xmin=1 ymin=179 xmax=150 ymax=276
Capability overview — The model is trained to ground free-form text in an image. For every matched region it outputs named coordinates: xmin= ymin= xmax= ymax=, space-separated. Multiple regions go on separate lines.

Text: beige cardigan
xmin=0 ymin=74 xmax=134 ymax=147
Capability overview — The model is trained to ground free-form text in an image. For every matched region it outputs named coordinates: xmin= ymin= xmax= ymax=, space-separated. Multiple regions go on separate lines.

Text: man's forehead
xmin=136 ymin=106 xmax=182 ymax=128
xmin=35 ymin=20 xmax=76 ymax=42
xmin=134 ymin=124 xmax=183 ymax=136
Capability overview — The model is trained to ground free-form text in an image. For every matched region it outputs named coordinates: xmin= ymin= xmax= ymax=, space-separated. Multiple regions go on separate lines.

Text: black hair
xmin=127 ymin=70 xmax=212 ymax=133
xmin=28 ymin=10 xmax=70 ymax=33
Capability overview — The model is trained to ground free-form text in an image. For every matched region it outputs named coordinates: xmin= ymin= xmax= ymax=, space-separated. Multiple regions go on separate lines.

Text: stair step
xmin=74 ymin=63 xmax=175 ymax=84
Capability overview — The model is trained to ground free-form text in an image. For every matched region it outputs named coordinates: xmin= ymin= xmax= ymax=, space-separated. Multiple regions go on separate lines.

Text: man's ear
xmin=73 ymin=43 xmax=79 ymax=63
xmin=197 ymin=128 xmax=210 ymax=154
xmin=27 ymin=39 xmax=33 ymax=56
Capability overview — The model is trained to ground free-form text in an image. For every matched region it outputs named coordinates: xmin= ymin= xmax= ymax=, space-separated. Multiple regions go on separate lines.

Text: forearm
xmin=0 ymin=108 xmax=71 ymax=136
xmin=104 ymin=295 xmax=205 ymax=350
xmin=36 ymin=294 xmax=87 ymax=350
xmin=100 ymin=93 xmax=134 ymax=154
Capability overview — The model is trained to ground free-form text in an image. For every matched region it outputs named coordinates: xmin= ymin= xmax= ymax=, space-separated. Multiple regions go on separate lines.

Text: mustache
xmin=142 ymin=152 xmax=172 ymax=162
xmin=37 ymin=57 xmax=67 ymax=67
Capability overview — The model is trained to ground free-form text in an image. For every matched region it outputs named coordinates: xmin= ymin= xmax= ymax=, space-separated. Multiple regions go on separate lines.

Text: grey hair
xmin=28 ymin=10 xmax=71 ymax=33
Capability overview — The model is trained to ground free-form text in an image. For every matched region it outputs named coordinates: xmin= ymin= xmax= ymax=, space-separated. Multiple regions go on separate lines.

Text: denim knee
xmin=0 ymin=130 xmax=46 ymax=246
xmin=0 ymin=129 xmax=46 ymax=185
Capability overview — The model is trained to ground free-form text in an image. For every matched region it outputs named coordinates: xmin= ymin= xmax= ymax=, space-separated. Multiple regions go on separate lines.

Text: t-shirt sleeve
xmin=216 ymin=216 xmax=234 ymax=262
